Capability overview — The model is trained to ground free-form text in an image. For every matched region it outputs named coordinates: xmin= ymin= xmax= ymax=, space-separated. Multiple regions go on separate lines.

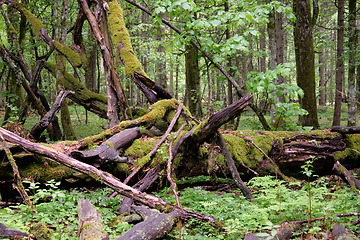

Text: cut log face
xmin=71 ymin=127 xmax=141 ymax=167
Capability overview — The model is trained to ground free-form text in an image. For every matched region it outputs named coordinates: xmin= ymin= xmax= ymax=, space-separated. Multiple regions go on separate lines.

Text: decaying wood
xmin=119 ymin=164 xmax=162 ymax=213
xmin=133 ymin=72 xmax=173 ymax=103
xmin=77 ymin=198 xmax=108 ymax=240
xmin=191 ymin=93 xmax=253 ymax=143
xmin=30 ymin=90 xmax=75 ymax=140
xmin=331 ymin=126 xmax=360 ymax=134
xmin=270 ymin=134 xmax=346 ymax=170
xmin=217 ymin=132 xmax=253 ymax=201
xmin=123 ymin=104 xmax=183 ymax=184
xmin=333 ymin=161 xmax=360 ymax=192
xmin=117 ymin=205 xmax=179 ymax=240
xmin=332 ymin=224 xmax=358 ymax=240
xmin=244 ymin=222 xmax=301 ymax=240
xmin=0 ymin=223 xmax=28 ymax=239
xmin=0 ymin=127 xmax=221 ymax=227
xmin=71 ymin=127 xmax=141 ymax=167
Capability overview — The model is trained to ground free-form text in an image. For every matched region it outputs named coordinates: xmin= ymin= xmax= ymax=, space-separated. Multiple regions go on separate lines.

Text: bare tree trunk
xmin=333 ymin=0 xmax=344 ymax=126
xmin=293 ymin=0 xmax=319 ymax=128
xmin=347 ymin=0 xmax=357 ymax=126
xmin=185 ymin=44 xmax=202 ymax=117
xmin=318 ymin=48 xmax=326 ymax=105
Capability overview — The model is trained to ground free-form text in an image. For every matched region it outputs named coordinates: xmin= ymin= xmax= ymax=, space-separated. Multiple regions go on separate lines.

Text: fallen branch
xmin=0 ymin=127 xmax=221 ymax=227
xmin=217 ymin=132 xmax=253 ymax=201
xmin=333 ymin=161 xmax=360 ymax=193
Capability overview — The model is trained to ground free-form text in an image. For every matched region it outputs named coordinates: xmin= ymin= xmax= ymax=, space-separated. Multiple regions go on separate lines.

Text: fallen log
xmin=333 ymin=161 xmax=360 ymax=192
xmin=0 ymin=223 xmax=28 ymax=239
xmin=71 ymin=127 xmax=141 ymax=167
xmin=332 ymin=224 xmax=358 ymax=240
xmin=117 ymin=205 xmax=179 ymax=240
xmin=0 ymin=127 xmax=221 ymax=227
xmin=30 ymin=90 xmax=75 ymax=140
xmin=331 ymin=126 xmax=360 ymax=134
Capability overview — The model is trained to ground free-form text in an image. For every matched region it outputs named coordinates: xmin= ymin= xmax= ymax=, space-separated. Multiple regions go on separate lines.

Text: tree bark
xmin=293 ymin=0 xmax=319 ymax=128
xmin=347 ymin=0 xmax=357 ymax=126
xmin=333 ymin=0 xmax=345 ymax=126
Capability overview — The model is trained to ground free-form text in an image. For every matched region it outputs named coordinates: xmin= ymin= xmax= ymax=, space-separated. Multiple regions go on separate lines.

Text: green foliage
xmin=0 ymin=183 xmax=131 ymax=240
xmin=159 ymin=176 xmax=360 ymax=239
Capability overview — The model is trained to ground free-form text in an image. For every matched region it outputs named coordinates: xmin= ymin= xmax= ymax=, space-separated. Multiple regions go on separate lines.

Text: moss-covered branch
xmin=108 ymin=0 xmax=146 ymax=77
xmin=5 ymin=1 xmax=85 ymax=67
xmin=44 ymin=62 xmax=107 ymax=118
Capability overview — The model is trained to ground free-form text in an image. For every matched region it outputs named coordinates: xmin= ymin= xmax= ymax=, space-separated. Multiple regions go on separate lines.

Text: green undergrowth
xmin=2 ymin=176 xmax=360 ymax=239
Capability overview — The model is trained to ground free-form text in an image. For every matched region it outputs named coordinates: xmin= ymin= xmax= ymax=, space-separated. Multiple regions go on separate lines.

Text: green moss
xmin=30 ymin=222 xmax=54 ymax=240
xmin=137 ymin=155 xmax=151 ymax=167
xmin=21 ymin=160 xmax=75 ymax=181
xmin=125 ymin=138 xmax=156 ymax=159
xmin=13 ymin=2 xmax=44 ymax=39
xmin=164 ymin=205 xmax=173 ymax=213
xmin=54 ymin=41 xmax=85 ymax=67
xmin=104 ymin=141 xmax=114 ymax=149
xmin=108 ymin=0 xmax=146 ymax=77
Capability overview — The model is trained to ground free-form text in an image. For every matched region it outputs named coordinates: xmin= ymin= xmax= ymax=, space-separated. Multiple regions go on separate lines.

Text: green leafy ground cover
xmin=1 ymin=176 xmax=360 ymax=239
xmin=1 ymin=103 xmax=360 ymax=239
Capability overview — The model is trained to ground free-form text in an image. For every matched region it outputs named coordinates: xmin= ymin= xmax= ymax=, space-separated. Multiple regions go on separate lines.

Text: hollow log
xmin=71 ymin=127 xmax=141 ymax=167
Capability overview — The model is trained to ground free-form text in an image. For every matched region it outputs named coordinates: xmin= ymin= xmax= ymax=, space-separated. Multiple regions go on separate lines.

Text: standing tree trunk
xmin=333 ymin=0 xmax=344 ymax=126
xmin=293 ymin=0 xmax=319 ymax=128
xmin=347 ymin=0 xmax=357 ymax=126
xmin=185 ymin=44 xmax=202 ymax=117
xmin=156 ymin=30 xmax=167 ymax=90
xmin=318 ymin=48 xmax=326 ymax=105
xmin=55 ymin=0 xmax=77 ymax=140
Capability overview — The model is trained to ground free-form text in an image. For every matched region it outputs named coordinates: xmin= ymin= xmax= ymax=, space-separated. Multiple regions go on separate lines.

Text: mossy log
xmin=0 ymin=127 xmax=221 ymax=227
xmin=117 ymin=205 xmax=179 ymax=240
xmin=71 ymin=127 xmax=141 ymax=167
xmin=0 ymin=223 xmax=28 ymax=239
xmin=77 ymin=198 xmax=108 ymax=240
xmin=333 ymin=161 xmax=360 ymax=192
xmin=332 ymin=224 xmax=359 ymax=240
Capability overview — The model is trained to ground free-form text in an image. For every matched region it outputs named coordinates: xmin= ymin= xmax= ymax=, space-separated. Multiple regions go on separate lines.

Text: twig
xmin=167 ymin=123 xmax=187 ymax=209
xmin=0 ymin=132 xmax=35 ymax=212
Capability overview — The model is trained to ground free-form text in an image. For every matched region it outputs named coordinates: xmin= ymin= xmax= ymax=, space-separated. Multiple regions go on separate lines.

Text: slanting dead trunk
xmin=30 ymin=90 xmax=74 ymax=140
xmin=71 ymin=127 xmax=141 ymax=167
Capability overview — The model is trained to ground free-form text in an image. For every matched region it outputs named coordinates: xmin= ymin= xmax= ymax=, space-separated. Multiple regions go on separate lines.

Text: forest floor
xmin=1 ymin=102 xmax=360 ymax=239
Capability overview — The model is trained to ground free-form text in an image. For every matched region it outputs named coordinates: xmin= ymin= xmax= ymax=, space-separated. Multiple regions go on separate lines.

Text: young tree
xmin=293 ymin=0 xmax=319 ymax=128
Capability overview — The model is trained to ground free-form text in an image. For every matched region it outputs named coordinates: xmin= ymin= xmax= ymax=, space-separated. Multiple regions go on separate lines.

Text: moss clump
xmin=104 ymin=141 xmax=114 ymax=149
xmin=54 ymin=41 xmax=84 ymax=67
xmin=12 ymin=2 xmax=43 ymax=39
xmin=21 ymin=160 xmax=75 ymax=181
xmin=108 ymin=0 xmax=146 ymax=77
xmin=125 ymin=138 xmax=156 ymax=159
xmin=30 ymin=222 xmax=54 ymax=240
